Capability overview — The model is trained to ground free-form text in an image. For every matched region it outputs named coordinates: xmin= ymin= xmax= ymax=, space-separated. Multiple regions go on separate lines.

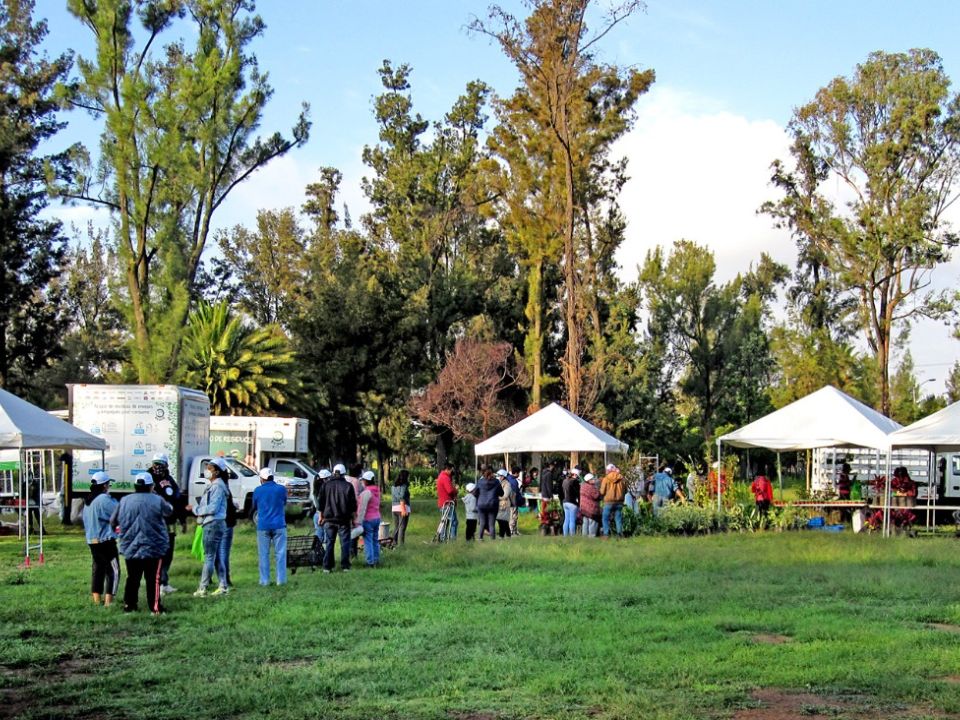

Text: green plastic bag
xmin=191 ymin=525 xmax=204 ymax=561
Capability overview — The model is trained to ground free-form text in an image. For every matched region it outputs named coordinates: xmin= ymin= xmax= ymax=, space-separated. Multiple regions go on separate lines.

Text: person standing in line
xmin=346 ymin=463 xmax=364 ymax=558
xmin=651 ymin=465 xmax=675 ymax=516
xmin=390 ymin=469 xmax=411 ymax=546
xmin=357 ymin=470 xmax=382 ymax=568
xmin=82 ymin=471 xmax=120 ymax=606
xmin=561 ymin=468 xmax=581 ymax=536
xmin=193 ymin=460 xmax=229 ymax=597
xmin=436 ymin=461 xmax=459 ymax=540
xmin=252 ymin=467 xmax=288 ymax=586
xmin=539 ymin=460 xmax=557 ymax=510
xmin=507 ymin=466 xmax=523 ymax=536
xmin=110 ymin=473 xmax=172 ymax=614
xmin=317 ymin=465 xmax=357 ymax=572
xmin=496 ymin=469 xmax=512 ymax=538
xmin=213 ymin=457 xmax=237 ymax=589
xmin=750 ymin=470 xmax=774 ymax=516
xmin=599 ymin=464 xmax=627 ymax=538
xmin=148 ymin=453 xmax=182 ymax=596
xmin=463 ymin=482 xmax=478 ymax=541
xmin=579 ymin=473 xmax=601 ymax=538
xmin=476 ymin=468 xmax=503 ymax=541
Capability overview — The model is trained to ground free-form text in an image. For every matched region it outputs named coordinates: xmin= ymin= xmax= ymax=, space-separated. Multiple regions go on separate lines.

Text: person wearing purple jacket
xmin=252 ymin=467 xmax=288 ymax=586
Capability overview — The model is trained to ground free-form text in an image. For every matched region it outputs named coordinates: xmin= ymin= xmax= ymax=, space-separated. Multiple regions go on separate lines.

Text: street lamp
xmin=914 ymin=377 xmax=936 ymax=405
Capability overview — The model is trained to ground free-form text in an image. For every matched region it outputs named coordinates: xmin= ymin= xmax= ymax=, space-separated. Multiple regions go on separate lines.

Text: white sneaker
xmin=193 ymin=588 xmax=207 ymax=597
xmin=160 ymin=584 xmax=177 ymax=595
xmin=211 ymin=586 xmax=230 ymax=596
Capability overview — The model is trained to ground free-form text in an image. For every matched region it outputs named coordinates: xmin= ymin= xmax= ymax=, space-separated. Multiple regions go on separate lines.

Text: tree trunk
xmin=435 ymin=427 xmax=453 ymax=469
xmin=526 ymin=257 xmax=544 ymax=410
xmin=560 ymin=136 xmax=581 ymax=416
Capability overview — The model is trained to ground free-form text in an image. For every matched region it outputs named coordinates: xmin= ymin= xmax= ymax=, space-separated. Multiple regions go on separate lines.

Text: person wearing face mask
xmin=193 ymin=460 xmax=229 ymax=596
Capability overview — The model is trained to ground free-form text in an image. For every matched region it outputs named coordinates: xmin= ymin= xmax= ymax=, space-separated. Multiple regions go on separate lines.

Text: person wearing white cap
xmin=652 ymin=465 xmax=675 ymax=517
xmin=356 ymin=471 xmax=382 ymax=567
xmin=462 ymin=482 xmax=478 ymax=541
xmin=496 ymin=469 xmax=513 ymax=538
xmin=579 ymin=473 xmax=601 ymax=537
xmin=316 ymin=464 xmax=358 ymax=572
xmin=82 ymin=471 xmax=120 ymax=606
xmin=212 ymin=457 xmax=238 ymax=590
xmin=109 ymin=472 xmax=173 ymax=614
xmin=193 ymin=459 xmax=230 ymax=596
xmin=252 ymin=467 xmax=288 ymax=585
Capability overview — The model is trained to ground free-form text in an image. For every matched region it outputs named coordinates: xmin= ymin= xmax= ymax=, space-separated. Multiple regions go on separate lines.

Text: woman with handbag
xmin=390 ymin=469 xmax=411 ymax=545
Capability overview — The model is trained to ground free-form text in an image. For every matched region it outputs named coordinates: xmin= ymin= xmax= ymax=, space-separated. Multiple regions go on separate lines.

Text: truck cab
xmin=264 ymin=457 xmax=313 ymax=512
xmin=188 ymin=455 xmax=311 ymax=516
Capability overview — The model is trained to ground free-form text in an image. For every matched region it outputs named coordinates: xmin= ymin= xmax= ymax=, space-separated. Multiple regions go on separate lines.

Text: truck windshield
xmin=225 ymin=458 xmax=256 ymax=478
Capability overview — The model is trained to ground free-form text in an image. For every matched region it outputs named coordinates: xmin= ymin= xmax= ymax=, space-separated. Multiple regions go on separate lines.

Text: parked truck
xmin=68 ymin=385 xmax=302 ymax=516
xmin=208 ymin=415 xmax=313 ymax=512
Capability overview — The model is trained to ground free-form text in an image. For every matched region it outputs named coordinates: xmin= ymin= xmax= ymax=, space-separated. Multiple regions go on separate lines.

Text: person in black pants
xmin=316 ymin=468 xmax=358 ymax=572
xmin=82 ymin=472 xmax=120 ymax=605
xmin=110 ymin=473 xmax=173 ymax=615
xmin=475 ymin=468 xmax=503 ymax=541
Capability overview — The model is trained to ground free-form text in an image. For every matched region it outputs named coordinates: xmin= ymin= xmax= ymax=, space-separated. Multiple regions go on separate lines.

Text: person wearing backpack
xmin=476 ymin=468 xmax=503 ymax=541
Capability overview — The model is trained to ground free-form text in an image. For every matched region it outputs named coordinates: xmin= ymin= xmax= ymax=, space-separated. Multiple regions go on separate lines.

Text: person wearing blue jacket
xmin=252 ymin=467 xmax=288 ymax=586
xmin=652 ymin=466 xmax=676 ymax=516
xmin=193 ymin=460 xmax=229 ymax=597
xmin=475 ymin=468 xmax=504 ymax=541
xmin=82 ymin=471 xmax=120 ymax=606
xmin=109 ymin=473 xmax=172 ymax=614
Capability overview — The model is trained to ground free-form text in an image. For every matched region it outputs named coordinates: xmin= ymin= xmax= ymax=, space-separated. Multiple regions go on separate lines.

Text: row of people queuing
xmin=81 ymin=454 xmax=387 ymax=615
xmin=435 ymin=461 xmax=688 ymax=540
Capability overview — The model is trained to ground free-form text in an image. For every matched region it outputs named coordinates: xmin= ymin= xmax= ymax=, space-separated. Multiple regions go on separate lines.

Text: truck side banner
xmin=71 ymin=385 xmax=210 ymax=493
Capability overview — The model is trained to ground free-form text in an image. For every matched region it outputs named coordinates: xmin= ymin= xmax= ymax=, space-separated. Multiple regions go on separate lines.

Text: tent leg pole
xmin=883 ymin=450 xmax=892 ymax=538
xmin=717 ymin=440 xmax=722 ymax=512
xmin=777 ymin=453 xmax=783 ymax=503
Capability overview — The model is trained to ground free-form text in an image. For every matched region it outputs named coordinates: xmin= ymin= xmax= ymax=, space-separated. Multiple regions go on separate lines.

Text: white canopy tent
xmin=474 ymin=403 xmax=628 ymax=463
xmin=718 ymin=386 xmax=901 ymax=531
xmin=719 ymin=385 xmax=901 ymax=452
xmin=0 ymin=387 xmax=107 ymax=564
xmin=889 ymin=400 xmax=960 ymax=530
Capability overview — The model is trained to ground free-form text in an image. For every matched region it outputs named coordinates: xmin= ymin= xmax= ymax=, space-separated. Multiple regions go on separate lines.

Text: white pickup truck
xmin=190 ymin=455 xmax=312 ymax=516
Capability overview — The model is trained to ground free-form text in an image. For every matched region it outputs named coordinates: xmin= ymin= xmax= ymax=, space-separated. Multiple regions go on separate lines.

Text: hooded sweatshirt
xmin=358 ymin=485 xmax=381 ymax=522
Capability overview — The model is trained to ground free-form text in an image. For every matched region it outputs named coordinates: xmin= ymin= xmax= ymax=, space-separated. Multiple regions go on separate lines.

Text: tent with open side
xmin=717 ymin=386 xmax=902 ymax=528
xmin=0 ymin=387 xmax=107 ymax=564
xmin=889 ymin=400 xmax=960 ymax=530
xmin=474 ymin=402 xmax=628 ymax=459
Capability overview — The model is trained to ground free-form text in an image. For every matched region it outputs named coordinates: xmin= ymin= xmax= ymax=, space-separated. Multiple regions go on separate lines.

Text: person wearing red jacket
xmin=436 ymin=462 xmax=459 ymax=540
xmin=750 ymin=472 xmax=774 ymax=515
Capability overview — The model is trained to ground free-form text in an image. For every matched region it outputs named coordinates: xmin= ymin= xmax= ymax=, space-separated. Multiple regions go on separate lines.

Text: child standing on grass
xmin=463 ymin=482 xmax=478 ymax=541
xmin=82 ymin=471 xmax=119 ymax=606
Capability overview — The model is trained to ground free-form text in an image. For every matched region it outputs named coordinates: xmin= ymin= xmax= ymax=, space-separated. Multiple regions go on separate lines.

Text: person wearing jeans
xmin=475 ymin=468 xmax=503 ymax=540
xmin=357 ymin=471 xmax=381 ymax=567
xmin=579 ymin=473 xmax=601 ymax=538
xmin=193 ymin=461 xmax=229 ymax=596
xmin=316 ymin=468 xmax=357 ymax=572
xmin=561 ymin=468 xmax=581 ymax=536
xmin=252 ymin=467 xmax=288 ymax=585
xmin=599 ymin=464 xmax=627 ymax=538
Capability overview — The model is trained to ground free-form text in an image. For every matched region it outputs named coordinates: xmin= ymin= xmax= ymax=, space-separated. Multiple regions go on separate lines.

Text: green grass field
xmin=2 ymin=501 xmax=959 ymax=720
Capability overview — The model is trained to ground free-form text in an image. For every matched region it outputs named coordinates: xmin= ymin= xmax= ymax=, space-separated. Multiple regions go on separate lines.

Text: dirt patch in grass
xmin=927 ymin=622 xmax=960 ymax=634
xmin=935 ymin=675 xmax=960 ymax=685
xmin=734 ymin=688 xmax=956 ymax=719
xmin=751 ymin=633 xmax=792 ymax=645
xmin=448 ymin=712 xmax=499 ymax=720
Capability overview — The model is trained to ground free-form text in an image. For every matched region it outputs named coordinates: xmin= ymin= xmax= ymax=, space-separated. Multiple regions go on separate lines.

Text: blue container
xmin=824 ymin=524 xmax=845 ymax=532
xmin=807 ymin=516 xmax=826 ymax=528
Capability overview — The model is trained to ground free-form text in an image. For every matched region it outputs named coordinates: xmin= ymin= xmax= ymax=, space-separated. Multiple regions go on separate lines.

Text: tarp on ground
xmin=889 ymin=400 xmax=960 ymax=452
xmin=719 ymin=385 xmax=900 ymax=451
xmin=474 ymin=402 xmax=628 ymax=456
xmin=0 ymin=387 xmax=107 ymax=451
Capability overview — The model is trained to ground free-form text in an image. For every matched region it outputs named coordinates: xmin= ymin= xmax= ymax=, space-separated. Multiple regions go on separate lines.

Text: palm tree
xmin=180 ymin=301 xmax=297 ymax=415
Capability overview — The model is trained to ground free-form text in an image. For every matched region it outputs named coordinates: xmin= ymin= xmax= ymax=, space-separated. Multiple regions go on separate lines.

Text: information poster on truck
xmin=71 ymin=385 xmax=209 ymax=492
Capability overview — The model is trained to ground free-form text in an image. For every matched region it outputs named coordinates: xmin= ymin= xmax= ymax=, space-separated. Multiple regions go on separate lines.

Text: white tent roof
xmin=719 ymin=385 xmax=900 ymax=451
xmin=474 ymin=403 xmax=628 ymax=455
xmin=0 ymin=387 xmax=107 ymax=451
xmin=889 ymin=400 xmax=960 ymax=451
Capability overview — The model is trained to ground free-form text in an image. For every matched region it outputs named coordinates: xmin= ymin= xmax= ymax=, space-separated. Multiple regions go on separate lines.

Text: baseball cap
xmin=571 ymin=467 xmax=581 ymax=476
xmin=665 ymin=467 xmax=673 ymax=475
xmin=318 ymin=469 xmax=332 ymax=479
xmin=212 ymin=457 xmax=228 ymax=471
xmin=258 ymin=468 xmax=273 ymax=480
xmin=496 ymin=468 xmax=508 ymax=477
xmin=466 ymin=482 xmax=476 ymax=492
xmin=151 ymin=453 xmax=169 ymax=465
xmin=605 ymin=463 xmax=616 ymax=472
xmin=361 ymin=470 xmax=375 ymax=482
xmin=333 ymin=463 xmax=346 ymax=475
xmin=134 ymin=472 xmax=154 ymax=486
xmin=584 ymin=473 xmax=595 ymax=483
xmin=91 ymin=471 xmax=111 ymax=485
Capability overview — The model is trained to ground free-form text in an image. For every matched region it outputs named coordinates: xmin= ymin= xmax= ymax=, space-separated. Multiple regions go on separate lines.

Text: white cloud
xmin=615 ymin=85 xmax=794 ymax=284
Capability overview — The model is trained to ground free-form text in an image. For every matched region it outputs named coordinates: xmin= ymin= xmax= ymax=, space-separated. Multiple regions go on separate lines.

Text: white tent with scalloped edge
xmin=474 ymin=402 xmax=628 ymax=456
xmin=719 ymin=385 xmax=900 ymax=452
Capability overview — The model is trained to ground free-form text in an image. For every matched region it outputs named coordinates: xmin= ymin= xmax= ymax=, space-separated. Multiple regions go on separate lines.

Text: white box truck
xmin=208 ymin=415 xmax=312 ymax=511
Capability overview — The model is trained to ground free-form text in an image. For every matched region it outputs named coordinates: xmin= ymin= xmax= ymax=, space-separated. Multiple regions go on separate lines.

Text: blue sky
xmin=39 ymin=0 xmax=960 ymax=392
